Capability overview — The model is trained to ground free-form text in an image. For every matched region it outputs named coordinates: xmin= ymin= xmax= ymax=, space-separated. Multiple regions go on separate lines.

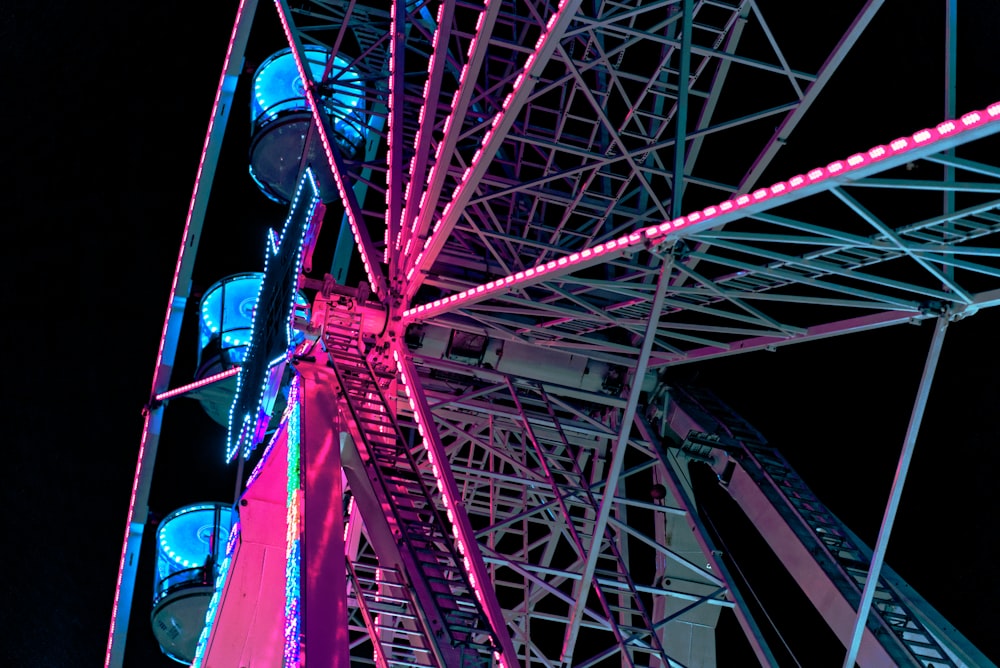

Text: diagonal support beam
xmin=842 ymin=316 xmax=949 ymax=667
xmin=402 ymin=101 xmax=1000 ymax=323
xmin=385 ymin=0 xmax=405 ymax=272
xmin=830 ymin=188 xmax=974 ymax=304
xmin=400 ymin=0 xmax=456 ymax=245
xmin=274 ymin=0 xmax=389 ymax=301
xmin=395 ymin=350 xmax=523 ymax=668
xmin=402 ymin=0 xmax=585 ymax=303
xmin=737 ymin=0 xmax=885 ymax=192
xmin=560 ymin=254 xmax=674 ymax=664
xmin=407 ymin=0 xmax=502 ymax=257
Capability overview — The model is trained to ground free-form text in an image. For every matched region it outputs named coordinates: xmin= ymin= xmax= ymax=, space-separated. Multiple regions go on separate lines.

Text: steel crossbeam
xmin=403 ymin=138 xmax=1000 ymax=369
xmin=664 ymin=385 xmax=989 ymax=667
xmin=405 ymin=0 xmax=872 ymax=290
xmin=401 ymin=351 xmax=758 ymax=666
xmin=109 ymin=0 xmax=1000 ymax=665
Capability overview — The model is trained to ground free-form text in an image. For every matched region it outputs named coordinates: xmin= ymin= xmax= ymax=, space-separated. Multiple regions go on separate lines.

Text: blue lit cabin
xmin=249 ymin=46 xmax=368 ymax=204
xmin=193 ymin=273 xmax=309 ymax=427
xmin=151 ymin=503 xmax=236 ymax=664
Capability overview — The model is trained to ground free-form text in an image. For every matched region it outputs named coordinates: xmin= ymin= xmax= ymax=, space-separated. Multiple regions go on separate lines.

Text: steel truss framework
xmin=107 ymin=0 xmax=1000 ymax=666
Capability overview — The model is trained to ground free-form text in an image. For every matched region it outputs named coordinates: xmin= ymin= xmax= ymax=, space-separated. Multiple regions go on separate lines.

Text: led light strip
xmin=227 ymin=170 xmax=319 ymax=462
xmin=284 ymin=378 xmax=303 ymax=667
xmin=343 ymin=494 xmax=355 ymax=543
xmin=399 ymin=1 xmax=453 ymax=247
xmin=402 ymin=102 xmax=1000 ymax=323
xmin=273 ymin=0 xmax=387 ymax=301
xmin=393 ymin=350 xmax=515 ymax=668
xmin=402 ymin=0 xmax=574 ymax=292
xmin=104 ymin=3 xmax=251 ymax=665
xmin=384 ymin=0 xmax=399 ymax=265
xmin=153 ymin=367 xmax=241 ymax=402
xmin=245 ymin=391 xmax=293 ymax=489
xmin=190 ymin=521 xmax=242 ymax=668
xmin=151 ymin=0 xmax=249 ymax=379
xmin=403 ymin=0 xmax=493 ymax=270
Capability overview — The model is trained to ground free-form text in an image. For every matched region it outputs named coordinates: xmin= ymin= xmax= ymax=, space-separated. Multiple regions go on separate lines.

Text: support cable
xmin=697 ymin=496 xmax=804 ymax=668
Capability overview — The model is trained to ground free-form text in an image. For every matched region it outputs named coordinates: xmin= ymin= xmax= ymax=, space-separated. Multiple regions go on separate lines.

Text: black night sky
xmin=3 ymin=0 xmax=999 ymax=666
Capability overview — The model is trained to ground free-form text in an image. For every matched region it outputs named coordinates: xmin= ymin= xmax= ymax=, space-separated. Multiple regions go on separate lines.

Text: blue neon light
xmin=199 ymin=273 xmax=309 ymax=368
xmin=227 ymin=169 xmax=320 ymax=462
xmin=250 ymin=46 xmax=366 ymax=155
xmin=156 ymin=504 xmax=235 ymax=572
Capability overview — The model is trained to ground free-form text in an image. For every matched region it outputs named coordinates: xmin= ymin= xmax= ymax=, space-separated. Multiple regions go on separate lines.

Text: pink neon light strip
xmin=385 ymin=0 xmax=399 ymax=264
xmin=154 ymin=367 xmax=241 ymax=402
xmin=402 ymin=101 xmax=1000 ymax=323
xmin=402 ymin=0 xmax=572 ymax=294
xmin=392 ymin=349 xmax=515 ymax=668
xmin=406 ymin=0 xmax=492 ymax=258
xmin=104 ymin=411 xmax=150 ymax=668
xmin=399 ymin=0 xmax=455 ymax=259
xmin=105 ymin=3 xmax=251 ymax=665
xmin=273 ymin=0 xmax=388 ymax=301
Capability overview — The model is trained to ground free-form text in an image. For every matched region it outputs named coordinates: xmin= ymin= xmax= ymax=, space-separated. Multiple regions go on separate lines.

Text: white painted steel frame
xmin=109 ymin=0 xmax=1000 ymax=665
xmin=406 ymin=352 xmax=759 ymax=666
xmin=104 ymin=2 xmax=260 ymax=664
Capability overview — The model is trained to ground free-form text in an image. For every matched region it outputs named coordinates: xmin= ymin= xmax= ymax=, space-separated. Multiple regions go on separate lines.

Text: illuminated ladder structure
xmin=105 ymin=0 xmax=1000 ymax=667
xmin=312 ymin=287 xmax=499 ymax=667
xmin=663 ymin=386 xmax=986 ymax=667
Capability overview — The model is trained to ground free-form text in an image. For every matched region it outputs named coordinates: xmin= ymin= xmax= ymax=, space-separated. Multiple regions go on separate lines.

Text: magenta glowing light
xmin=384 ymin=0 xmax=398 ymax=265
xmin=151 ymin=0 xmax=250 ymax=380
xmin=105 ymin=3 xmax=251 ymax=665
xmin=245 ymin=382 xmax=296 ymax=489
xmin=104 ymin=411 xmax=152 ymax=668
xmin=391 ymin=349 xmax=518 ymax=665
xmin=272 ymin=0 xmax=387 ymax=300
xmin=154 ymin=367 xmax=241 ymax=402
xmin=408 ymin=0 xmax=493 ymax=257
xmin=382 ymin=2 xmax=398 ymax=264
xmin=401 ymin=0 xmax=569 ymax=294
xmin=284 ymin=378 xmax=303 ymax=667
xmin=400 ymin=0 xmax=460 ymax=252
xmin=401 ymin=100 xmax=1000 ymax=323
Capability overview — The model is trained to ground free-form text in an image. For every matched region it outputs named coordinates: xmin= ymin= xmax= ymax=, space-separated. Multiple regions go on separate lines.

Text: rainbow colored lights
xmin=401 ymin=101 xmax=1000 ymax=323
xmin=284 ymin=378 xmax=303 ymax=666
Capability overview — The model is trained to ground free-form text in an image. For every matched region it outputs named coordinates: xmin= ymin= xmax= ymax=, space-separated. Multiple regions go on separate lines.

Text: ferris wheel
xmin=106 ymin=0 xmax=1000 ymax=666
